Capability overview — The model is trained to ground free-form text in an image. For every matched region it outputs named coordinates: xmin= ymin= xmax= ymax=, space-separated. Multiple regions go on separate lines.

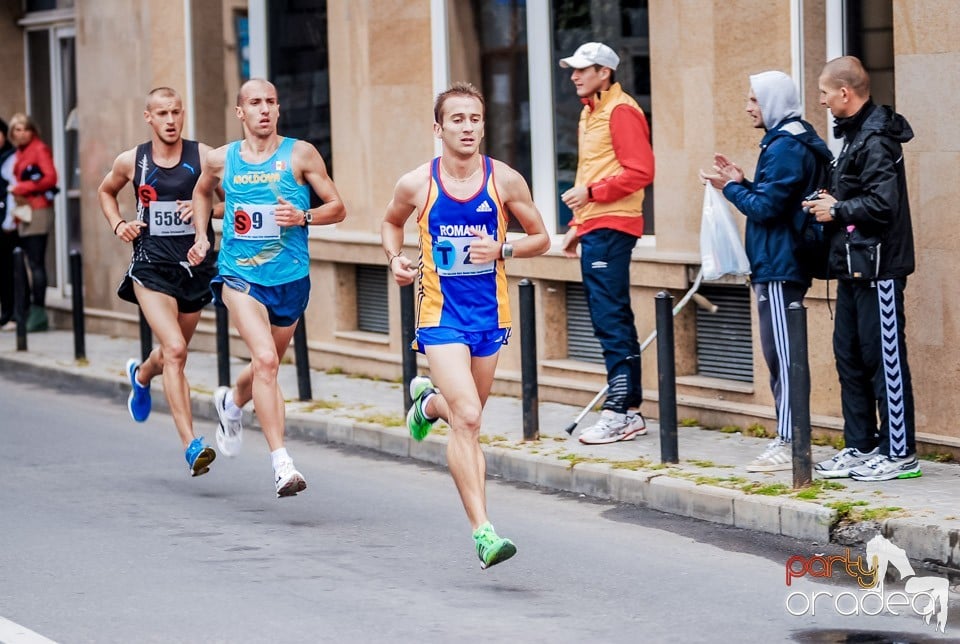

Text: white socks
xmin=223 ymin=390 xmax=243 ymax=420
xmin=271 ymin=447 xmax=291 ymax=470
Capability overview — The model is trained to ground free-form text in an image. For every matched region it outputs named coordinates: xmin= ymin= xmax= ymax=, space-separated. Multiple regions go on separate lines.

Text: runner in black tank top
xmin=116 ymin=139 xmax=217 ymax=310
xmin=98 ymin=87 xmax=219 ymax=478
xmin=130 ymin=139 xmax=215 ymax=266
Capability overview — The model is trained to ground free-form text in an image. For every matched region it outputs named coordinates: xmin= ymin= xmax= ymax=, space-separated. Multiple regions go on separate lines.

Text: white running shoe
xmin=745 ymin=438 xmax=792 ymax=472
xmin=814 ymin=446 xmax=879 ymax=479
xmin=214 ymin=386 xmax=243 ymax=457
xmin=579 ymin=410 xmax=646 ymax=445
xmin=275 ymin=460 xmax=307 ymax=497
xmin=849 ymin=453 xmax=921 ymax=481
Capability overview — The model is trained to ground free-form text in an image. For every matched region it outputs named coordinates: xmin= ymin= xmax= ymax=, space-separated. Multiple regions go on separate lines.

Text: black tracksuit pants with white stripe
xmin=754 ymin=281 xmax=807 ymax=442
xmin=833 ymin=278 xmax=915 ymax=457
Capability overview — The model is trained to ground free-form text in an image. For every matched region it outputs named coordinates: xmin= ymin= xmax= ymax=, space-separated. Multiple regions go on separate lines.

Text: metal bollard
xmin=788 ymin=302 xmax=812 ymax=488
xmin=215 ymin=305 xmax=231 ymax=387
xmin=294 ymin=313 xmax=312 ymax=401
xmin=400 ymin=283 xmax=417 ymax=413
xmin=12 ymin=247 xmax=27 ymax=351
xmin=656 ymin=291 xmax=678 ymax=463
xmin=69 ymin=250 xmax=86 ymax=361
xmin=138 ymin=309 xmax=152 ymax=364
xmin=519 ymin=279 xmax=539 ymax=441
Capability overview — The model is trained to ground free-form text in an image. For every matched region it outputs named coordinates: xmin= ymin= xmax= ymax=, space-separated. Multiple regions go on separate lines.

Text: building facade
xmin=1 ymin=0 xmax=957 ymax=454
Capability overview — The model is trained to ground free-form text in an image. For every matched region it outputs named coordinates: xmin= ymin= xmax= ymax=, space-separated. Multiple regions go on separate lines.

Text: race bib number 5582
xmin=149 ymin=201 xmax=195 ymax=236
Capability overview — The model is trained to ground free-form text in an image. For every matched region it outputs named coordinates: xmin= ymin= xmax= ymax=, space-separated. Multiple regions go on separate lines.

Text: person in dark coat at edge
xmin=0 ymin=118 xmax=18 ymax=330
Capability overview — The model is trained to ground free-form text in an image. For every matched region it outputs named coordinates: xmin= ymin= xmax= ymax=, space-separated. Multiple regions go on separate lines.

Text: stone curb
xmin=4 ymin=353 xmax=957 ymax=570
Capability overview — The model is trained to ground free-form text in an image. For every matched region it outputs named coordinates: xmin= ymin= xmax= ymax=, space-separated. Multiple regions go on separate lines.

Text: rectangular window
xmin=845 ymin=0 xmax=894 ymax=107
xmin=267 ymin=0 xmax=331 ymax=178
xmin=551 ymin=0 xmax=654 ymax=234
xmin=356 ymin=265 xmax=389 ymax=334
xmin=695 ymin=285 xmax=754 ymax=383
xmin=565 ymin=282 xmax=604 ymax=364
xmin=440 ymin=1 xmax=653 ymax=236
xmin=23 ymin=20 xmax=77 ymax=298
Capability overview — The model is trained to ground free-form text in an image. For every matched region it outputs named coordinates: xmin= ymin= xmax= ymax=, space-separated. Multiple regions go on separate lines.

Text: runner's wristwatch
xmin=302 ymin=209 xmax=313 ymax=226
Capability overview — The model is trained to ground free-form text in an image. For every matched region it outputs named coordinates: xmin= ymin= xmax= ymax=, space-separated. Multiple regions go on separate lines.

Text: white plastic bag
xmin=699 ymin=184 xmax=750 ymax=281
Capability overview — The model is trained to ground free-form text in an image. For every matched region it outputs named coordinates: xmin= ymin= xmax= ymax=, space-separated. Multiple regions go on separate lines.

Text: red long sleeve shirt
xmin=577 ymin=101 xmax=655 ymax=238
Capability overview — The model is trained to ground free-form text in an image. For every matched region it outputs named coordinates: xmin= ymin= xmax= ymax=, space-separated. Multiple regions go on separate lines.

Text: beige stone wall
xmin=893 ymin=0 xmax=960 ymax=443
xmin=326 ymin=0 xmax=433 ymax=240
xmin=0 ymin=1 xmax=26 ymax=119
xmin=76 ymin=0 xmax=189 ymax=321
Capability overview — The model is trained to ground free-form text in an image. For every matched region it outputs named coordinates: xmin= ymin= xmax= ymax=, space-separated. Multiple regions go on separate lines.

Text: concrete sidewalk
xmin=2 ymin=329 xmax=959 ymax=574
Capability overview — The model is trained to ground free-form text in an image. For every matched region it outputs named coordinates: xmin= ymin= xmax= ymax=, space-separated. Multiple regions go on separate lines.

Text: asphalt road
xmin=0 ymin=375 xmax=954 ymax=643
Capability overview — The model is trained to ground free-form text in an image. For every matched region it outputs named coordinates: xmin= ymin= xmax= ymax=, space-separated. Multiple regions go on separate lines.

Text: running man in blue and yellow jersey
xmin=190 ymin=78 xmax=345 ymax=497
xmin=381 ymin=82 xmax=549 ymax=569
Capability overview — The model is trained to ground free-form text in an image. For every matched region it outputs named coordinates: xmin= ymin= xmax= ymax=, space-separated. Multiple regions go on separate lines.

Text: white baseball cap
xmin=559 ymin=42 xmax=620 ymax=70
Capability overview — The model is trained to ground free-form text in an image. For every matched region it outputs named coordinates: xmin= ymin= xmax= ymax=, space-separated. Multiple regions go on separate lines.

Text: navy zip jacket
xmin=723 ymin=118 xmax=832 ymax=286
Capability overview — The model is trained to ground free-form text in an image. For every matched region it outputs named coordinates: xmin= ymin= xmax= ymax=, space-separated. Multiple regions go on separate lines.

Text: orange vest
xmin=573 ymin=83 xmax=646 ymax=225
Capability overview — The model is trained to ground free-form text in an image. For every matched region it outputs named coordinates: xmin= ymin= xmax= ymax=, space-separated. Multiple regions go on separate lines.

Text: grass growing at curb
xmin=826 ymin=500 xmax=870 ymax=521
xmin=679 ymin=418 xmax=700 ymax=427
xmin=919 ymin=451 xmax=954 ymax=463
xmin=349 ymin=412 xmax=404 ymax=427
xmin=792 ymin=479 xmax=847 ymax=500
xmin=747 ymin=423 xmax=771 ymax=438
xmin=610 ymin=458 xmax=652 ymax=470
xmin=719 ymin=425 xmax=741 ymax=434
xmin=557 ymin=454 xmax=610 ymax=469
xmin=303 ymin=399 xmax=343 ymax=411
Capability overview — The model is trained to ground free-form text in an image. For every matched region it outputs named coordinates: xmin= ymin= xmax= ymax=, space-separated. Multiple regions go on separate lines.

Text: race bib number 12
xmin=432 ymin=235 xmax=494 ymax=276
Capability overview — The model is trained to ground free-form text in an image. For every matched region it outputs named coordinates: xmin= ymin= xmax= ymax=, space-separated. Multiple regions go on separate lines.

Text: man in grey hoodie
xmin=701 ymin=71 xmax=832 ymax=472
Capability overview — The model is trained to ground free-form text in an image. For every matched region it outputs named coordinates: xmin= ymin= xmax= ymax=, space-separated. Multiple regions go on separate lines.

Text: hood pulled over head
xmin=750 ymin=71 xmax=801 ymax=130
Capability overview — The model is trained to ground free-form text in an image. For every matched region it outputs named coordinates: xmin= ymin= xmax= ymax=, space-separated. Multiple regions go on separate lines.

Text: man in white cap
xmin=699 ymin=71 xmax=832 ymax=472
xmin=559 ymin=42 xmax=655 ymax=445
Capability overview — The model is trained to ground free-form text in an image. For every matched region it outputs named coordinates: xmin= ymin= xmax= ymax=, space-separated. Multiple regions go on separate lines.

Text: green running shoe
xmin=473 ymin=522 xmax=517 ymax=570
xmin=407 ymin=376 xmax=438 ymax=441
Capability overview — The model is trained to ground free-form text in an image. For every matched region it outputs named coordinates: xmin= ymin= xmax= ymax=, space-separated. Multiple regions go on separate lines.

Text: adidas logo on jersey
xmin=476 ymin=200 xmax=492 ymax=213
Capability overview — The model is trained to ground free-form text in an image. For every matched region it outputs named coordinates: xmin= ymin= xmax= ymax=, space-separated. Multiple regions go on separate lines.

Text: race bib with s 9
xmin=233 ymin=203 xmax=281 ymax=240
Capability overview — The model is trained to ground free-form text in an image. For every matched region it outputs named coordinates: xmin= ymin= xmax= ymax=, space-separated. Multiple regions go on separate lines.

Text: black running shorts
xmin=117 ymin=261 xmax=217 ymax=313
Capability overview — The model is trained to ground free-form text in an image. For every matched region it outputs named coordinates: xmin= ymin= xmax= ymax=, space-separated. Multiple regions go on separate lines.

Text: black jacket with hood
xmin=827 ymin=101 xmax=915 ymax=280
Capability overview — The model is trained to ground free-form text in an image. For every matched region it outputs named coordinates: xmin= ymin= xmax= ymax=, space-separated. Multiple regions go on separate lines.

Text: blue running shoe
xmin=185 ymin=437 xmax=216 ymax=477
xmin=126 ymin=358 xmax=152 ymax=422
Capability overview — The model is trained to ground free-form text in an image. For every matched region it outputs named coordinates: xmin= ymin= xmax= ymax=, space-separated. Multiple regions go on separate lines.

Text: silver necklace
xmin=441 ymin=162 xmax=481 ymax=183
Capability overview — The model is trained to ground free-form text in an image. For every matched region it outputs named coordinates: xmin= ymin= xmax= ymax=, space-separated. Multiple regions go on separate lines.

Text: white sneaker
xmin=579 ymin=410 xmax=645 ymax=445
xmin=745 ymin=438 xmax=792 ymax=472
xmin=849 ymin=453 xmax=921 ymax=481
xmin=814 ymin=446 xmax=879 ymax=479
xmin=214 ymin=386 xmax=243 ymax=457
xmin=274 ymin=460 xmax=307 ymax=497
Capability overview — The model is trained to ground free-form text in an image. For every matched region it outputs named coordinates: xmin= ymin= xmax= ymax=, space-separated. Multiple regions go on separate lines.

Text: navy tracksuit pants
xmin=579 ymin=228 xmax=642 ymax=413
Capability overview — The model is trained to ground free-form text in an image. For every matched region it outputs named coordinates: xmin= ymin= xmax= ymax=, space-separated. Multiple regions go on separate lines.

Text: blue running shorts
xmin=413 ymin=327 xmax=511 ymax=357
xmin=211 ymin=274 xmax=310 ymax=328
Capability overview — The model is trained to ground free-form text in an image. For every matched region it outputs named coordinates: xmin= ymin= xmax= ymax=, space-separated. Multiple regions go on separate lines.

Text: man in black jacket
xmin=803 ymin=56 xmax=920 ymax=482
